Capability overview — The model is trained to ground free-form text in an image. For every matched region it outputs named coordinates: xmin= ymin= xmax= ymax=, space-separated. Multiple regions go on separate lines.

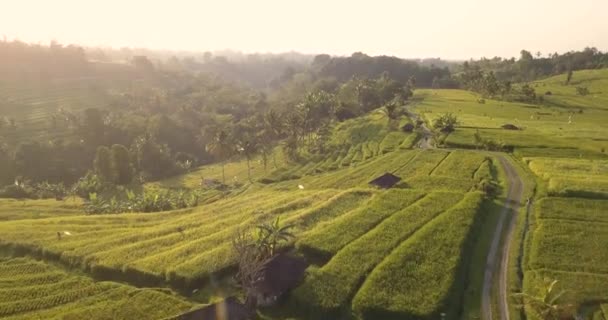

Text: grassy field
xmin=0 ymin=146 xmax=499 ymax=319
xmin=0 ymin=257 xmax=192 ymax=320
xmin=412 ymin=70 xmax=608 ymax=159
xmin=0 ymin=198 xmax=83 ymax=221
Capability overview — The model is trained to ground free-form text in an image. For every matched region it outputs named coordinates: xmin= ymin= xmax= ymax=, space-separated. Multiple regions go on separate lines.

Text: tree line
xmin=1 ymin=41 xmax=608 ymax=199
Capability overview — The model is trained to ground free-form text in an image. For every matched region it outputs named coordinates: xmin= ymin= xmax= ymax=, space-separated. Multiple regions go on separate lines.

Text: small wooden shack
xmin=401 ymin=123 xmax=415 ymax=133
xmin=369 ymin=173 xmax=402 ymax=189
xmin=501 ymin=124 xmax=519 ymax=130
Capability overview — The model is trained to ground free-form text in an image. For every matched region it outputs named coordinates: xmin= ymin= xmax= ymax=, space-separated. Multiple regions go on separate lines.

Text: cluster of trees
xmin=458 ymin=62 xmax=538 ymax=103
xmin=188 ymin=73 xmax=414 ymax=184
xmin=459 ymin=48 xmax=608 ymax=83
xmin=312 ymin=52 xmax=452 ymax=88
xmin=0 ymin=40 xmax=87 ymax=81
xmin=3 ymin=40 xmax=608 ymax=198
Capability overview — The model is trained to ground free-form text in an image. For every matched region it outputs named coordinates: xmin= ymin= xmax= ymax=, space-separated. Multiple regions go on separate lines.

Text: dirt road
xmin=481 ymin=155 xmax=524 ymax=320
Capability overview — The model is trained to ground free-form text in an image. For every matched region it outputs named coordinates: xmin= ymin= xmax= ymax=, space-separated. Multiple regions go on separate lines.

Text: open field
xmin=0 ymin=257 xmax=192 ymax=320
xmin=412 ymin=70 xmax=608 ymax=159
xmin=526 ymin=157 xmax=608 ymax=198
xmin=0 ymin=199 xmax=83 ymax=221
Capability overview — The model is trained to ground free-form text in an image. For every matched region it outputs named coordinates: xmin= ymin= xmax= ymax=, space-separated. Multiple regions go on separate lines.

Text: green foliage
xmin=84 ymin=189 xmax=201 ymax=214
xmin=473 ymin=130 xmax=510 ymax=151
xmin=576 ymin=86 xmax=590 ymax=96
xmin=514 ymin=279 xmax=574 ymax=320
xmin=432 ymin=113 xmax=459 ymax=132
xmin=110 ymin=144 xmax=133 ymax=185
xmin=94 ymin=146 xmax=113 ymax=182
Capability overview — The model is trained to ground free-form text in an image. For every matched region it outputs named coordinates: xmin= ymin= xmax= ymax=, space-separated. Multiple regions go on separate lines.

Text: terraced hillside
xmin=408 ymin=69 xmax=608 ymax=320
xmin=523 ymin=157 xmax=608 ymax=319
xmin=0 ymin=63 xmax=134 ymax=144
xmin=1 ymin=68 xmax=607 ymax=320
xmin=0 ymin=146 xmax=497 ymax=319
xmin=413 ymin=70 xmax=608 ymax=159
xmin=0 ymin=257 xmax=192 ymax=319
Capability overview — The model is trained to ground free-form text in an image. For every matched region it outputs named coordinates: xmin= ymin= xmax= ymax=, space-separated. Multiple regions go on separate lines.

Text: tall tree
xmin=237 ymin=136 xmax=259 ymax=182
xmin=111 ymin=144 xmax=132 ymax=185
xmin=206 ymin=130 xmax=234 ymax=184
xmin=0 ymin=146 xmax=15 ymax=186
xmin=263 ymin=109 xmax=284 ymax=168
xmin=93 ymin=146 xmax=113 ymax=182
xmin=565 ymin=69 xmax=573 ymax=85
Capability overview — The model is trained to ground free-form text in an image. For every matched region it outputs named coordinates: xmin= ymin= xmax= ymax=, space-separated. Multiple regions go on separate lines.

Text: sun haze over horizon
xmin=2 ymin=0 xmax=607 ymax=59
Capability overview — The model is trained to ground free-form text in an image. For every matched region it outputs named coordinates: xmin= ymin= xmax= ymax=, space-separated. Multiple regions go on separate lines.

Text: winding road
xmin=407 ymin=108 xmax=523 ymax=319
xmin=481 ymin=155 xmax=524 ymax=320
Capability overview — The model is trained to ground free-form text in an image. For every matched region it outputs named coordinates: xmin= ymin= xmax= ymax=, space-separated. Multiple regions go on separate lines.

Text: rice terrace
xmin=1 ymin=2 xmax=608 ymax=319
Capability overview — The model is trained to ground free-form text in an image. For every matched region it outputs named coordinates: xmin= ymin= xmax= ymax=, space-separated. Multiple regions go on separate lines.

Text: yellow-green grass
xmin=523 ymin=269 xmax=608 ymax=318
xmin=147 ymin=149 xmax=288 ymax=191
xmin=0 ymin=199 xmax=83 ymax=221
xmin=296 ymin=189 xmax=425 ymax=261
xmin=351 ymin=192 xmax=485 ymax=320
xmin=527 ymin=157 xmax=608 ymax=179
xmin=529 ymin=219 xmax=608 ymax=275
xmin=291 ymin=191 xmax=464 ymax=317
xmin=412 ymin=82 xmax=608 ymax=158
xmin=0 ymin=189 xmax=375 ymax=287
xmin=537 ymin=197 xmax=608 ymax=223
xmin=532 ymin=69 xmax=608 ymax=111
xmin=527 ymin=157 xmax=608 ymax=198
xmin=0 ymin=257 xmax=192 ymax=320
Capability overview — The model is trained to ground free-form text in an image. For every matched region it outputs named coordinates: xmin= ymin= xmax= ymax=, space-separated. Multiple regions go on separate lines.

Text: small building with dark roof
xmin=401 ymin=123 xmax=415 ymax=133
xmin=369 ymin=172 xmax=402 ymax=189
xmin=501 ymin=124 xmax=519 ymax=130
xmin=253 ymin=253 xmax=308 ymax=306
xmin=170 ymin=297 xmax=250 ymax=320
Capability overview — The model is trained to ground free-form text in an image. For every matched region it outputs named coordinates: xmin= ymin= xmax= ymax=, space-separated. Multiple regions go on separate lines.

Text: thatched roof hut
xmin=501 ymin=124 xmax=519 ymax=130
xmin=401 ymin=123 xmax=415 ymax=132
xmin=171 ymin=297 xmax=249 ymax=320
xmin=253 ymin=254 xmax=308 ymax=306
xmin=369 ymin=173 xmax=402 ymax=189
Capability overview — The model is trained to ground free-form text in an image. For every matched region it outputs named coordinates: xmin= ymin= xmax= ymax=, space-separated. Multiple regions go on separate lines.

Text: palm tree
xmin=205 ymin=129 xmax=233 ymax=185
xmin=264 ymin=109 xmax=284 ymax=168
xmin=256 ymin=217 xmax=295 ymax=257
xmin=513 ymin=279 xmax=574 ymax=320
xmin=237 ymin=136 xmax=259 ymax=182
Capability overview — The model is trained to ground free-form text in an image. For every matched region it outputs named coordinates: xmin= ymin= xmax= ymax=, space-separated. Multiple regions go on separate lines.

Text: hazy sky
xmin=2 ymin=0 xmax=607 ymax=59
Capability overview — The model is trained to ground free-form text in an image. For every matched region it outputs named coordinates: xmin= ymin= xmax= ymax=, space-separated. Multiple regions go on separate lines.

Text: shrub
xmin=576 ymin=86 xmax=589 ymax=96
xmin=0 ymin=184 xmax=34 ymax=199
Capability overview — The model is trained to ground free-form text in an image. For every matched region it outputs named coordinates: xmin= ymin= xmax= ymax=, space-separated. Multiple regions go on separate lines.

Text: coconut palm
xmin=263 ymin=109 xmax=284 ymax=168
xmin=205 ymin=129 xmax=233 ymax=185
xmin=237 ymin=136 xmax=259 ymax=182
xmin=513 ymin=279 xmax=574 ymax=320
xmin=264 ymin=109 xmax=284 ymax=140
xmin=256 ymin=217 xmax=295 ymax=257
